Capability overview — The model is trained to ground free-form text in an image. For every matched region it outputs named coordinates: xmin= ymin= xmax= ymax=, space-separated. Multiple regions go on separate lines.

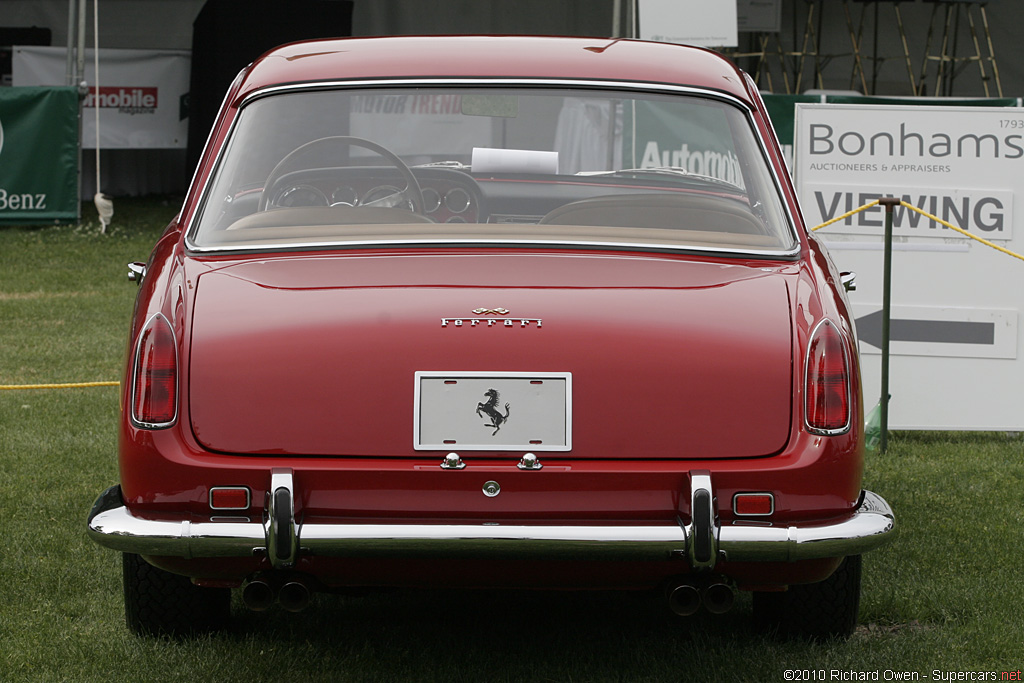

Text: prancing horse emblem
xmin=476 ymin=388 xmax=511 ymax=436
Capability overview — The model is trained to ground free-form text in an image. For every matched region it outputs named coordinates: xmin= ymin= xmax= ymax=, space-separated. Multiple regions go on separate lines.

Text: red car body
xmin=88 ymin=36 xmax=893 ymax=638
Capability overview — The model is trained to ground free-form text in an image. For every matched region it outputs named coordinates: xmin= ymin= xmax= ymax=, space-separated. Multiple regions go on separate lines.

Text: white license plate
xmin=414 ymin=372 xmax=571 ymax=451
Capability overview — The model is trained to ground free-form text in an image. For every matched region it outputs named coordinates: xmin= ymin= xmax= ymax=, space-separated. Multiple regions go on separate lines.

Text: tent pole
xmin=76 ymin=0 xmax=87 ymax=86
xmin=65 ymin=0 xmax=78 ymax=86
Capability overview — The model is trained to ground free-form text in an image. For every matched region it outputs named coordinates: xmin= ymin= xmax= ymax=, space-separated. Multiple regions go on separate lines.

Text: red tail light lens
xmin=131 ymin=313 xmax=178 ymax=428
xmin=805 ymin=319 xmax=851 ymax=434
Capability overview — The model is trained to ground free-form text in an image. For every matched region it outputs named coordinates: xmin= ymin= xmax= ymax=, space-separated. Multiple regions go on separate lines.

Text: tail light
xmin=131 ymin=313 xmax=178 ymax=428
xmin=804 ymin=319 xmax=851 ymax=434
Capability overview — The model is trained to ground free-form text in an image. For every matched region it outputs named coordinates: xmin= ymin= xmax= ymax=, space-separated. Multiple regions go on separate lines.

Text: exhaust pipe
xmin=666 ymin=583 xmax=702 ymax=617
xmin=702 ymin=583 xmax=735 ymax=614
xmin=278 ymin=580 xmax=311 ymax=613
xmin=242 ymin=580 xmax=275 ymax=611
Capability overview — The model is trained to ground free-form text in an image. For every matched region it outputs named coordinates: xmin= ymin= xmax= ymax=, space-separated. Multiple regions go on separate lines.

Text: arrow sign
xmin=856 ymin=310 xmax=995 ymax=350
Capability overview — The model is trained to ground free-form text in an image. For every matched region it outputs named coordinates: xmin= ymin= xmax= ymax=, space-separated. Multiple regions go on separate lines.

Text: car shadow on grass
xmin=224 ymin=587 xmax=764 ymax=677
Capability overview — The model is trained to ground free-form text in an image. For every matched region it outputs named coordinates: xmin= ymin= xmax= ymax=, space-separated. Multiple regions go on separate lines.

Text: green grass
xmin=2 ymin=201 xmax=1023 ymax=681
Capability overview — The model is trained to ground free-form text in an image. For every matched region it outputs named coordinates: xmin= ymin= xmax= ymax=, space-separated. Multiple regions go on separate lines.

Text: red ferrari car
xmin=88 ymin=35 xmax=894 ymax=639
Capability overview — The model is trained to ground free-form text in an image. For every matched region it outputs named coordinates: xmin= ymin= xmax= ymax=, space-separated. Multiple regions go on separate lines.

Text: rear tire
xmin=123 ymin=553 xmax=231 ymax=636
xmin=753 ymin=554 xmax=862 ymax=640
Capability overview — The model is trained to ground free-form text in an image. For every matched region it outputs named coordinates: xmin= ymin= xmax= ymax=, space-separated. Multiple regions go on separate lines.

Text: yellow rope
xmin=0 ymin=381 xmax=120 ymax=390
xmin=899 ymin=201 xmax=1024 ymax=263
xmin=810 ymin=199 xmax=881 ymax=232
xmin=811 ymin=199 xmax=1024 ymax=262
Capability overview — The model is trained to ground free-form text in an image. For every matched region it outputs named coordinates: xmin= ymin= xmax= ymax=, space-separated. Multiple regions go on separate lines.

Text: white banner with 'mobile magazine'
xmin=13 ymin=46 xmax=189 ymax=149
xmin=794 ymin=104 xmax=1024 ymax=430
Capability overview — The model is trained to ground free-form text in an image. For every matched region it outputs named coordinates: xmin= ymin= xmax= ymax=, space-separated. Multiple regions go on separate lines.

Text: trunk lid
xmin=188 ymin=251 xmax=793 ymax=459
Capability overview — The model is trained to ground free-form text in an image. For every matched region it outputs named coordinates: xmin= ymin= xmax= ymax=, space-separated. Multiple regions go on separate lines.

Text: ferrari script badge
xmin=442 ymin=308 xmax=541 ymax=328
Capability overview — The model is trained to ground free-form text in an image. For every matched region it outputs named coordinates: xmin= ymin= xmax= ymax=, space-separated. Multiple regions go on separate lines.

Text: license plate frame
xmin=414 ymin=371 xmax=572 ymax=451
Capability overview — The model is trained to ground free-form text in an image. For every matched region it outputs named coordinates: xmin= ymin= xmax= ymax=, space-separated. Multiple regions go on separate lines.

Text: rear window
xmin=189 ymin=85 xmax=797 ymax=255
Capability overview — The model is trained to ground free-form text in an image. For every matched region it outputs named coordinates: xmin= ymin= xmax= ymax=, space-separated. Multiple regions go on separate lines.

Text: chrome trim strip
xmin=183 ymin=77 xmax=801 ymax=258
xmin=188 ymin=237 xmax=800 ymax=259
xmin=87 ymin=488 xmax=893 ymax=564
xmin=238 ymin=78 xmax=755 ymax=110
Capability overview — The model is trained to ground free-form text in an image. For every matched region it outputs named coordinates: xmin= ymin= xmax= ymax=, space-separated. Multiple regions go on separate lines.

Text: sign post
xmin=878 ymin=197 xmax=900 ymax=452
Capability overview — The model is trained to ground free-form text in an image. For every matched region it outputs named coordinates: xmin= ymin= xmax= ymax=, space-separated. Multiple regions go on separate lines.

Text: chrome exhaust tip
xmin=242 ymin=580 xmax=275 ymax=612
xmin=278 ymin=580 xmax=311 ymax=613
xmin=702 ymin=583 xmax=735 ymax=614
xmin=667 ymin=583 xmax=702 ymax=617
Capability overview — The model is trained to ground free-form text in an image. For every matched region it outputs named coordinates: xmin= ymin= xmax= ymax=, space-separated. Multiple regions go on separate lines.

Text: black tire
xmin=753 ymin=554 xmax=862 ymax=640
xmin=122 ymin=553 xmax=231 ymax=636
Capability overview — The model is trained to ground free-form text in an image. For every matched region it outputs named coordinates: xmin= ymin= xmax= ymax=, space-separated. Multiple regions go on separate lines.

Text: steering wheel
xmin=258 ymin=135 xmax=424 ymax=213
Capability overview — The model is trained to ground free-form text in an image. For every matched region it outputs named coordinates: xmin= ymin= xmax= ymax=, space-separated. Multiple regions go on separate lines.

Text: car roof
xmin=236 ymin=35 xmax=753 ymax=103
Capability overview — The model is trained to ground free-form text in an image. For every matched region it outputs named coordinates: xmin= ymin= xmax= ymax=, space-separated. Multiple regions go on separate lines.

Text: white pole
xmin=92 ymin=0 xmax=113 ymax=232
xmin=93 ymin=0 xmax=100 ymax=176
xmin=65 ymin=0 xmax=77 ymax=86
xmin=76 ymin=0 xmax=86 ymax=86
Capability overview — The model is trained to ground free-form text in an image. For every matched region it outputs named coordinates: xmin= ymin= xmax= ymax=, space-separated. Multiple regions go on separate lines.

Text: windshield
xmin=189 ymin=86 xmax=797 ymax=255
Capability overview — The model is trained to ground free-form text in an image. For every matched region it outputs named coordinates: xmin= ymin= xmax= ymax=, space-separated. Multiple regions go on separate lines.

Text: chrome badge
xmin=442 ymin=308 xmax=541 ymax=328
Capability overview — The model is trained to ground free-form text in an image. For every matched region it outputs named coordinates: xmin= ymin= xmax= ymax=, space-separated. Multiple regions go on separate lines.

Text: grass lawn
xmin=2 ymin=199 xmax=1023 ymax=682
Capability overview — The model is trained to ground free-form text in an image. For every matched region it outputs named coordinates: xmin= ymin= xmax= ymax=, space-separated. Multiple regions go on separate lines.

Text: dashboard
xmin=263 ymin=167 xmax=485 ymax=224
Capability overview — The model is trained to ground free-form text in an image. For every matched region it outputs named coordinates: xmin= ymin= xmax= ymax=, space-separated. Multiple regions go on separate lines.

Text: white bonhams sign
xmin=794 ymin=104 xmax=1024 ymax=431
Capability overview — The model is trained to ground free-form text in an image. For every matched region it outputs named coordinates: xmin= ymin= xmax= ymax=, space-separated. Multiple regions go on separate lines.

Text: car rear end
xmin=87 ymin=36 xmax=893 ymax=639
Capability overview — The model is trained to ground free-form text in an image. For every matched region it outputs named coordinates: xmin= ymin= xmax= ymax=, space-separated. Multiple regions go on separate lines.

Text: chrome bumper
xmin=87 ymin=472 xmax=894 ymax=568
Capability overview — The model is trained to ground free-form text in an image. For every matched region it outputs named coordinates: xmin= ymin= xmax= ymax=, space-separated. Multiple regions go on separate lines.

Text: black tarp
xmin=187 ymin=0 xmax=353 ymax=175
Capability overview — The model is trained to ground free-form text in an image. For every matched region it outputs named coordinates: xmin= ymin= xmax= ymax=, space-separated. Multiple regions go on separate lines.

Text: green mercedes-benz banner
xmin=0 ymin=87 xmax=79 ymax=225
